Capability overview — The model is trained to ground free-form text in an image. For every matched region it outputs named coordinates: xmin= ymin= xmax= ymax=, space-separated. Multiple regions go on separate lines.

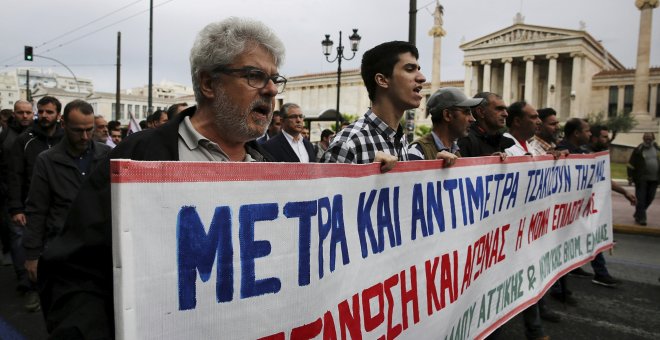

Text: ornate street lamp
xmin=322 ymin=29 xmax=361 ymax=131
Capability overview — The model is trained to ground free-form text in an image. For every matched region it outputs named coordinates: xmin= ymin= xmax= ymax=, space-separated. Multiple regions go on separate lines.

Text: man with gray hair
xmin=40 ymin=17 xmax=283 ymax=338
xmin=262 ymin=103 xmax=316 ymax=162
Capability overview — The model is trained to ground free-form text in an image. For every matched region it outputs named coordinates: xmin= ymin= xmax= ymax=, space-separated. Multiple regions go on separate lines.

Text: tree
xmin=587 ymin=111 xmax=637 ymax=142
xmin=415 ymin=125 xmax=432 ymax=137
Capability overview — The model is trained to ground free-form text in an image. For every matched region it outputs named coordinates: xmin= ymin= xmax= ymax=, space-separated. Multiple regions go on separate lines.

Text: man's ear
xmin=374 ymin=73 xmax=389 ymax=89
xmin=473 ymin=106 xmax=484 ymax=120
xmin=199 ymin=72 xmax=216 ymax=100
xmin=443 ymin=109 xmax=453 ymax=123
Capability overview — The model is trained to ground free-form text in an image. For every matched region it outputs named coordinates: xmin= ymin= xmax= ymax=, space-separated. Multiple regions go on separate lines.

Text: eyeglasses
xmin=284 ymin=114 xmax=305 ymax=119
xmin=213 ymin=66 xmax=287 ymax=93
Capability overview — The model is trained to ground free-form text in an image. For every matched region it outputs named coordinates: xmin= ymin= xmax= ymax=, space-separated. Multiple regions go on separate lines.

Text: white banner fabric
xmin=111 ymin=152 xmax=613 ymax=340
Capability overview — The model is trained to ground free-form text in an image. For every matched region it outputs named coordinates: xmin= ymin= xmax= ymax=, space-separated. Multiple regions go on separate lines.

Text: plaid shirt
xmin=321 ymin=110 xmax=409 ymax=164
xmin=528 ymin=135 xmax=555 ymax=156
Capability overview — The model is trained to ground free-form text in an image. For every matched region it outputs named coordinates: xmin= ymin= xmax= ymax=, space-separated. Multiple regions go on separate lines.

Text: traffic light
xmin=24 ymin=46 xmax=33 ymax=61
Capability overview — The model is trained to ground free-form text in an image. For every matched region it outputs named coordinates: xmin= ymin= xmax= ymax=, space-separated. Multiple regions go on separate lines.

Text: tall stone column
xmin=464 ymin=61 xmax=473 ymax=96
xmin=617 ymin=85 xmax=625 ymax=113
xmin=429 ymin=3 xmax=446 ymax=94
xmin=523 ymin=55 xmax=535 ymax=103
xmin=481 ymin=60 xmax=492 ymax=92
xmin=546 ymin=54 xmax=559 ymax=108
xmin=502 ymin=58 xmax=513 ymax=104
xmin=471 ymin=64 xmax=479 ymax=95
xmin=632 ymin=0 xmax=659 ymax=120
xmin=570 ymin=52 xmax=583 ymax=117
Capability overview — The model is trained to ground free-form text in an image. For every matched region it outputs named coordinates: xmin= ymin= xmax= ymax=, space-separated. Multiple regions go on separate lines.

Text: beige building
xmin=30 ymin=86 xmax=192 ymax=124
xmin=461 ymin=22 xmax=625 ymax=120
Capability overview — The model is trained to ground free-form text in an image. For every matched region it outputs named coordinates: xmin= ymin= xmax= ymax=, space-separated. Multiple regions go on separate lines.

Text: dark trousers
xmin=0 ymin=202 xmax=10 ymax=255
xmin=590 ymin=252 xmax=609 ymax=277
xmin=9 ymin=219 xmax=35 ymax=292
xmin=634 ymin=179 xmax=658 ymax=222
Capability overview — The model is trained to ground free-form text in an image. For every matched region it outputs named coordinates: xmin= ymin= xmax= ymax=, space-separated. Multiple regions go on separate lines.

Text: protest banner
xmin=111 ymin=152 xmax=613 ymax=339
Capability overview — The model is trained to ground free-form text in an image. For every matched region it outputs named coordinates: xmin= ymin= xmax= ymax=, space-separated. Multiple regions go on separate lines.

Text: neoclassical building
xmin=283 ymin=2 xmax=659 ymax=146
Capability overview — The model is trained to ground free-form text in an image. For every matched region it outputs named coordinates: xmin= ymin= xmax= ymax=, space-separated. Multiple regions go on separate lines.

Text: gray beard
xmin=211 ymin=87 xmax=271 ymax=142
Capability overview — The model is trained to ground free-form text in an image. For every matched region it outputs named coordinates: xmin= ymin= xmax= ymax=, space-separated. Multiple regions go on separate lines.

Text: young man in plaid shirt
xmin=320 ymin=41 xmax=426 ymax=172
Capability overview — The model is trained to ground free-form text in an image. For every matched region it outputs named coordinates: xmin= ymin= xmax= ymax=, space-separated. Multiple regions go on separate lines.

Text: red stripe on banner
xmin=110 ymin=151 xmax=609 ymax=183
xmin=474 ymin=242 xmax=614 ymax=340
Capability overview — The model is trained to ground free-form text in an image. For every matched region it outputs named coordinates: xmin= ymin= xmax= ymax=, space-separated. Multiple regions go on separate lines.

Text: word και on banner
xmin=110 ymin=152 xmax=612 ymax=340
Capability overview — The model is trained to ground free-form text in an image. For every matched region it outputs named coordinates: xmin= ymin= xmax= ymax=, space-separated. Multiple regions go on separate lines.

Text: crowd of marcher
xmin=0 ymin=16 xmax=658 ymax=340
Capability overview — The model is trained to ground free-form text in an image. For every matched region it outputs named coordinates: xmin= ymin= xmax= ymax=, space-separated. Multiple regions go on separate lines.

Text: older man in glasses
xmin=262 ymin=103 xmax=316 ymax=162
xmin=39 ymin=17 xmax=283 ymax=338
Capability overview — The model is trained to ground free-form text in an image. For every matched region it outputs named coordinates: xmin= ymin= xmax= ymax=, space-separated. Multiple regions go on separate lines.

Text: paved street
xmin=1 ymin=187 xmax=659 ymax=339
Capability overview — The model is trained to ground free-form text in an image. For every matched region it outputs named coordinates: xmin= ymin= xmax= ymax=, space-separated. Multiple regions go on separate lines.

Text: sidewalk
xmin=611 ymin=180 xmax=660 ymax=236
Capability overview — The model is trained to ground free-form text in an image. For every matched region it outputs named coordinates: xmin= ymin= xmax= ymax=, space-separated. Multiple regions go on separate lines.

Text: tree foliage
xmin=587 ymin=111 xmax=637 ymax=142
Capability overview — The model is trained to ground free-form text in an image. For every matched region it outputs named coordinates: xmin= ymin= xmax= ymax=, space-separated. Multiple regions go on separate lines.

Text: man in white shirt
xmin=503 ymin=101 xmax=542 ymax=156
xmin=262 ymin=103 xmax=316 ymax=162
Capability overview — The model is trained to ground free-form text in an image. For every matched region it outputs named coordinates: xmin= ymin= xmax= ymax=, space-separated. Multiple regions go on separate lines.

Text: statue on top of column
xmin=428 ymin=1 xmax=446 ymax=37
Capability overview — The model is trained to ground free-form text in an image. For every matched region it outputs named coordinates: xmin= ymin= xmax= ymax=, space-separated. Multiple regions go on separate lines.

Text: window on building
xmin=8 ymin=93 xmax=12 ymax=97
xmin=128 ymin=104 xmax=133 ymax=118
xmin=142 ymin=105 xmax=147 ymax=118
xmin=135 ymin=105 xmax=140 ymax=117
xmin=120 ymin=104 xmax=125 ymax=120
xmin=608 ymin=86 xmax=618 ymax=117
xmin=112 ymin=103 xmax=116 ymax=117
xmin=623 ymin=85 xmax=633 ymax=115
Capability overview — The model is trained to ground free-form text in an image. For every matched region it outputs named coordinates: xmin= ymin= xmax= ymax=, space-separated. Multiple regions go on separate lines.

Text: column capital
xmin=501 ymin=57 xmax=513 ymax=63
xmin=523 ymin=55 xmax=535 ymax=62
xmin=463 ymin=61 xmax=473 ymax=67
xmin=570 ymin=51 xmax=584 ymax=58
xmin=636 ymin=0 xmax=659 ymax=10
xmin=546 ymin=53 xmax=559 ymax=60
xmin=480 ymin=59 xmax=492 ymax=65
xmin=428 ymin=26 xmax=447 ymax=37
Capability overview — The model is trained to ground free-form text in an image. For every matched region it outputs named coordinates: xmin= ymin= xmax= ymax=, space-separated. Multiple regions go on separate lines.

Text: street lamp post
xmin=321 ymin=29 xmax=361 ymax=131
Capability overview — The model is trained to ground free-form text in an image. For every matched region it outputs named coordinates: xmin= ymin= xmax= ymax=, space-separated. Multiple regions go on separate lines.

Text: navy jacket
xmin=262 ymin=132 xmax=316 ymax=162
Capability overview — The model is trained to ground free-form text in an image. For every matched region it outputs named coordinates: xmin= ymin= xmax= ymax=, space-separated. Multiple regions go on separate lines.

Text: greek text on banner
xmin=110 ymin=152 xmax=613 ymax=339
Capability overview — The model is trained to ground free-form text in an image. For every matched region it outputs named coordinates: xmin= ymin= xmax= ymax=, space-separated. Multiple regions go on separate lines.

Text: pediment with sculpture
xmin=462 ymin=24 xmax=582 ymax=50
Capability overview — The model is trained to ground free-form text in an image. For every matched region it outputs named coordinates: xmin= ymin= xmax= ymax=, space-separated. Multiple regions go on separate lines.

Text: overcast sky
xmin=1 ymin=0 xmax=659 ymax=93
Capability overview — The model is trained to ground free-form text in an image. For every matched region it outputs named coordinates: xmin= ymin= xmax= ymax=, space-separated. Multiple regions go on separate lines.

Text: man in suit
xmin=263 ymin=103 xmax=315 ymax=162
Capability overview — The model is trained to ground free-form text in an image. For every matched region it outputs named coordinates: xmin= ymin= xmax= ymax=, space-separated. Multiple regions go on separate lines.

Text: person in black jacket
xmin=7 ymin=96 xmax=62 ymax=312
xmin=627 ymin=132 xmax=660 ymax=225
xmin=39 ymin=17 xmax=284 ymax=339
xmin=23 ymin=100 xmax=111 ymax=284
xmin=262 ymin=103 xmax=316 ymax=162
xmin=457 ymin=92 xmax=513 ymax=157
xmin=0 ymin=100 xmax=33 ymax=271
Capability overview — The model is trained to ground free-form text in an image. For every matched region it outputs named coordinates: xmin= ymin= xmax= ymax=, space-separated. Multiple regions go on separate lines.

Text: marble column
xmin=651 ymin=84 xmax=658 ymax=118
xmin=570 ymin=52 xmax=583 ymax=117
xmin=464 ymin=61 xmax=473 ymax=96
xmin=617 ymin=85 xmax=625 ymax=113
xmin=523 ymin=55 xmax=535 ymax=103
xmin=429 ymin=3 xmax=446 ymax=94
xmin=481 ymin=60 xmax=492 ymax=92
xmin=546 ymin=54 xmax=559 ymax=108
xmin=502 ymin=57 xmax=513 ymax=104
xmin=471 ymin=64 xmax=479 ymax=95
xmin=632 ymin=0 xmax=659 ymax=118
